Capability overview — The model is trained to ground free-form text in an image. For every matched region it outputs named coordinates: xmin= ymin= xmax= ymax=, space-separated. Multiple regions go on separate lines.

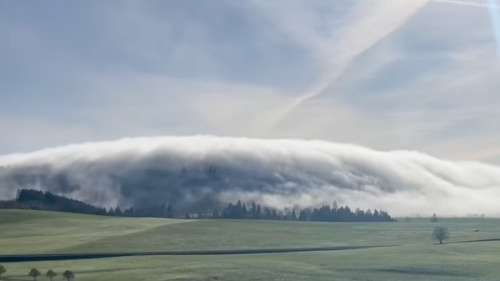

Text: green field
xmin=1 ymin=209 xmax=500 ymax=280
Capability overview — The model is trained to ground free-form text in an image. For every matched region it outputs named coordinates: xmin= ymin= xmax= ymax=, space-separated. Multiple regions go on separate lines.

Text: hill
xmin=2 ymin=210 xmax=500 ymax=280
xmin=0 ymin=189 xmax=107 ymax=215
xmin=0 ymin=209 xmax=497 ymax=255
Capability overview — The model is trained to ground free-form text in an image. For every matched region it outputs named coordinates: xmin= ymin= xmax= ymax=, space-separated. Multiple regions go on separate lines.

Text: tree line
xmin=204 ymin=201 xmax=394 ymax=222
xmin=0 ymin=189 xmax=108 ymax=215
xmin=1 ymin=189 xmax=394 ymax=222
xmin=109 ymin=201 xmax=394 ymax=222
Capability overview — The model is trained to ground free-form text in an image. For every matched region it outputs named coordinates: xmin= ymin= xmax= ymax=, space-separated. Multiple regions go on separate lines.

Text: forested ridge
xmin=0 ymin=189 xmax=394 ymax=222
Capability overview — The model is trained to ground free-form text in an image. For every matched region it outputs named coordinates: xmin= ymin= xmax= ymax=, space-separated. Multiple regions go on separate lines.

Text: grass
xmin=1 ymin=209 xmax=500 ymax=280
xmin=0 ymin=209 xmax=184 ymax=254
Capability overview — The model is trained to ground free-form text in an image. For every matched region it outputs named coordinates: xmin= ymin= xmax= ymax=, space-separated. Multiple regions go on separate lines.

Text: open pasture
xmin=1 ymin=210 xmax=499 ymax=281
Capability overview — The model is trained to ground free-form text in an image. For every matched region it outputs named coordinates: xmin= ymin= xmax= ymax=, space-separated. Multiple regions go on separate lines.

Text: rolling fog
xmin=1 ymin=136 xmax=499 ymax=216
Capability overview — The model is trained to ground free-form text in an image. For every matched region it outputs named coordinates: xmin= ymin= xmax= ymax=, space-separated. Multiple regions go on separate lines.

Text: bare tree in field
xmin=29 ymin=268 xmax=41 ymax=281
xmin=432 ymin=226 xmax=449 ymax=244
xmin=63 ymin=270 xmax=75 ymax=281
xmin=46 ymin=269 xmax=57 ymax=281
xmin=0 ymin=265 xmax=6 ymax=280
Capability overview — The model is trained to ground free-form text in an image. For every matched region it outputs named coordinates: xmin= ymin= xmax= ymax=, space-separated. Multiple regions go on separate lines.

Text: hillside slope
xmin=2 ymin=210 xmax=500 ymax=255
xmin=0 ymin=209 xmax=183 ymax=255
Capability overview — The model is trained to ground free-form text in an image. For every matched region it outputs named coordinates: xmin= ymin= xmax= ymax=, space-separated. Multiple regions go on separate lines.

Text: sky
xmin=1 ymin=0 xmax=500 ymax=164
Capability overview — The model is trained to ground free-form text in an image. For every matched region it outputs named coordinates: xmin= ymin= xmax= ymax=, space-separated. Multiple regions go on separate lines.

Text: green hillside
xmin=0 ymin=209 xmax=181 ymax=254
xmin=2 ymin=209 xmax=500 ymax=281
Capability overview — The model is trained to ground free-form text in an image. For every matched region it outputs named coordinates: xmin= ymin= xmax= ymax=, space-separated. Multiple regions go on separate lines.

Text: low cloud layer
xmin=0 ymin=136 xmax=499 ymax=216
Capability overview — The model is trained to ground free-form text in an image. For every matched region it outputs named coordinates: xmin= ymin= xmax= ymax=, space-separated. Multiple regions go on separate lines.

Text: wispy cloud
xmin=261 ymin=0 xmax=430 ymax=130
xmin=434 ymin=0 xmax=498 ymax=9
xmin=1 ymin=0 xmax=500 ymax=164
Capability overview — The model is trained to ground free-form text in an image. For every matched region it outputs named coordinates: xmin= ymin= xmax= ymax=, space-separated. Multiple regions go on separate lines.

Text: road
xmin=0 ymin=245 xmax=394 ymax=262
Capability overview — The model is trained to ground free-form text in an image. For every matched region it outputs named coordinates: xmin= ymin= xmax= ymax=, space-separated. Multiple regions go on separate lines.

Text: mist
xmin=0 ymin=136 xmax=499 ymax=216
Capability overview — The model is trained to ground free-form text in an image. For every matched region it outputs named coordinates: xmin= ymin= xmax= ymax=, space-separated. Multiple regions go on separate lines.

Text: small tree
xmin=46 ymin=270 xmax=57 ymax=281
xmin=29 ymin=268 xmax=41 ymax=281
xmin=0 ymin=265 xmax=6 ymax=280
xmin=432 ymin=226 xmax=449 ymax=244
xmin=63 ymin=270 xmax=75 ymax=281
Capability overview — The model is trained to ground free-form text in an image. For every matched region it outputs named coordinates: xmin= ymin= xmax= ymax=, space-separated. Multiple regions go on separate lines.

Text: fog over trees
xmin=0 ymin=189 xmax=394 ymax=222
xmin=2 ymin=136 xmax=500 ymax=217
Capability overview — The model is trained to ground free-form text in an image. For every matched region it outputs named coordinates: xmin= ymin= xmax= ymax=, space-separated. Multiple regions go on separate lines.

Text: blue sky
xmin=1 ymin=0 xmax=500 ymax=163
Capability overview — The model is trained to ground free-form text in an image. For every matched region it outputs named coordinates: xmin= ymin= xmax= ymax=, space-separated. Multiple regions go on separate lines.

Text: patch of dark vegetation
xmin=0 ymin=189 xmax=107 ymax=215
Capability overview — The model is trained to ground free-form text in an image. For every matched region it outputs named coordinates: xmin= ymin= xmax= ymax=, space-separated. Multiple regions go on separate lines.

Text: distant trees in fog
xmin=209 ymin=200 xmax=394 ymax=222
xmin=2 ymin=189 xmax=394 ymax=222
xmin=2 ymin=189 xmax=108 ymax=216
xmin=83 ymin=196 xmax=394 ymax=222
xmin=115 ymin=203 xmax=175 ymax=218
xmin=109 ymin=200 xmax=394 ymax=222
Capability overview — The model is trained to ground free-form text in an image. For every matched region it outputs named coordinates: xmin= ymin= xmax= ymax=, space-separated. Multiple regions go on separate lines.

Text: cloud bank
xmin=0 ymin=136 xmax=499 ymax=216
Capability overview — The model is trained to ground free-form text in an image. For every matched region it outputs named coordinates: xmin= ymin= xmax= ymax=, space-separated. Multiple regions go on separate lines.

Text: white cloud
xmin=1 ymin=136 xmax=499 ymax=216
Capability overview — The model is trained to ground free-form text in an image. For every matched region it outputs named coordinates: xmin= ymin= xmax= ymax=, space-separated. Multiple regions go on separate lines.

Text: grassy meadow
xmin=1 ymin=209 xmax=500 ymax=280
